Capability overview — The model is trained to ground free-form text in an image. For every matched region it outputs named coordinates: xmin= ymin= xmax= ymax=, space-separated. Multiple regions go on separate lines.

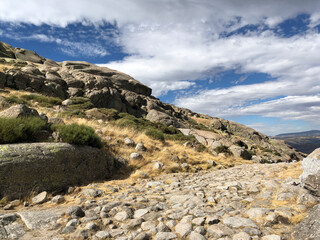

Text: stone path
xmin=0 ymin=162 xmax=318 ymax=239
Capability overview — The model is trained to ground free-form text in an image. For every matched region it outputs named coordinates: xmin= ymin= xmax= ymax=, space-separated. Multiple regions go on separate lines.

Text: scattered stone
xmin=130 ymin=152 xmax=143 ymax=160
xmin=232 ymin=232 xmax=252 ymax=240
xmin=261 ymin=235 xmax=281 ymax=240
xmin=32 ymin=191 xmax=48 ymax=205
xmin=223 ymin=217 xmax=258 ymax=229
xmin=153 ymin=161 xmax=164 ymax=170
xmin=134 ymin=208 xmax=149 ymax=219
xmin=124 ymin=137 xmax=135 ymax=146
xmin=81 ymin=188 xmax=103 ymax=198
xmin=114 ymin=211 xmax=131 ymax=222
xmin=95 ymin=231 xmax=111 ymax=239
xmin=51 ymin=195 xmax=65 ymax=204
xmin=189 ymin=231 xmax=207 ymax=240
xmin=86 ymin=222 xmax=98 ymax=231
xmin=134 ymin=232 xmax=150 ymax=240
xmin=135 ymin=142 xmax=147 ymax=152
xmin=155 ymin=232 xmax=177 ymax=240
xmin=175 ymin=222 xmax=192 ymax=238
xmin=66 ymin=206 xmax=85 ymax=219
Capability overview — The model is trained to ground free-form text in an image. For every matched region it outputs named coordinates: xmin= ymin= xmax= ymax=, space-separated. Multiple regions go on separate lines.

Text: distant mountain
xmin=276 ymin=130 xmax=320 ymax=138
xmin=275 ymin=130 xmax=320 ymax=154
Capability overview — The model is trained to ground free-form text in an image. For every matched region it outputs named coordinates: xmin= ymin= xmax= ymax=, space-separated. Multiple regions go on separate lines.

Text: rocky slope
xmin=0 ymin=161 xmax=318 ymax=240
xmin=0 ymin=41 xmax=303 ymax=162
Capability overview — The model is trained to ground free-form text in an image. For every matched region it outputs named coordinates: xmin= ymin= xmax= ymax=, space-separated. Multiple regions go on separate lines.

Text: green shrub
xmin=214 ymin=145 xmax=233 ymax=156
xmin=68 ymin=97 xmax=93 ymax=110
xmin=5 ymin=96 xmax=27 ymax=105
xmin=52 ymin=123 xmax=102 ymax=148
xmin=0 ymin=117 xmax=47 ymax=143
xmin=145 ymin=128 xmax=165 ymax=141
xmin=99 ymin=108 xmax=120 ymax=120
xmin=21 ymin=94 xmax=62 ymax=107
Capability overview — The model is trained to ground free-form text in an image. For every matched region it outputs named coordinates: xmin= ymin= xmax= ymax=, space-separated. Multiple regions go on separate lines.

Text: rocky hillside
xmin=0 ymin=41 xmax=303 ymax=163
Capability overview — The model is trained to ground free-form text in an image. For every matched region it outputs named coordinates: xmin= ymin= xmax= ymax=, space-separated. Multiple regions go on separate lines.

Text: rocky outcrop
xmin=0 ymin=104 xmax=39 ymax=118
xmin=0 ymin=41 xmax=304 ymax=162
xmin=292 ymin=203 xmax=320 ymax=240
xmin=300 ymin=148 xmax=320 ymax=196
xmin=0 ymin=143 xmax=114 ymax=199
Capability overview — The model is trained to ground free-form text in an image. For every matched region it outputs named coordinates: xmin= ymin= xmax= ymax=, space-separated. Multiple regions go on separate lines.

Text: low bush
xmin=21 ymin=94 xmax=62 ymax=107
xmin=68 ymin=97 xmax=93 ymax=110
xmin=51 ymin=123 xmax=102 ymax=148
xmin=0 ymin=117 xmax=47 ymax=143
xmin=145 ymin=128 xmax=165 ymax=141
xmin=5 ymin=96 xmax=27 ymax=105
xmin=214 ymin=145 xmax=233 ymax=156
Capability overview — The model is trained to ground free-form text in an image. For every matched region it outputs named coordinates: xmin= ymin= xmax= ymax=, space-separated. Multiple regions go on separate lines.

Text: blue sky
xmin=1 ymin=0 xmax=320 ymax=135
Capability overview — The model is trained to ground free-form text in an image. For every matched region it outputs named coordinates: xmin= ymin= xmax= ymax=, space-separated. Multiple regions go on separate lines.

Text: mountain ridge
xmin=0 ymin=40 xmax=304 ymax=162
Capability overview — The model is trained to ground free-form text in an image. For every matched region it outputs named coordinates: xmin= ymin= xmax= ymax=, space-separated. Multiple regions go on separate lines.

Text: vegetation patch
xmin=68 ymin=97 xmax=94 ymax=110
xmin=5 ymin=95 xmax=27 ymax=105
xmin=21 ymin=94 xmax=62 ymax=107
xmin=0 ymin=117 xmax=47 ymax=144
xmin=214 ymin=145 xmax=233 ymax=156
xmin=51 ymin=123 xmax=102 ymax=148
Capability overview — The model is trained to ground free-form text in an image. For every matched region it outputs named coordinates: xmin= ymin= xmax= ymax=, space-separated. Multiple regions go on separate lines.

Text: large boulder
xmin=0 ymin=41 xmax=15 ymax=58
xmin=229 ymin=145 xmax=252 ymax=160
xmin=0 ymin=104 xmax=39 ymax=118
xmin=292 ymin=203 xmax=320 ymax=239
xmin=300 ymin=148 xmax=320 ymax=196
xmin=146 ymin=109 xmax=177 ymax=127
xmin=0 ymin=143 xmax=114 ymax=199
xmin=14 ymin=48 xmax=44 ymax=63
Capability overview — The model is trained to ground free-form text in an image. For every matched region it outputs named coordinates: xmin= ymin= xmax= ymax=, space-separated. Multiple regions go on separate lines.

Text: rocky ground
xmin=0 ymin=162 xmax=317 ymax=240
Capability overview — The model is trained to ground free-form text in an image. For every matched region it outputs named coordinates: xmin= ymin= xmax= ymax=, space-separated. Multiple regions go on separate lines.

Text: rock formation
xmin=0 ymin=41 xmax=304 ymax=162
xmin=300 ymin=148 xmax=320 ymax=197
xmin=0 ymin=143 xmax=114 ymax=199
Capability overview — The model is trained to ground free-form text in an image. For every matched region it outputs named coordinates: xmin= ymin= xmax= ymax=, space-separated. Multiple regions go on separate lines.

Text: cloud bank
xmin=1 ymin=0 xmax=320 ymax=134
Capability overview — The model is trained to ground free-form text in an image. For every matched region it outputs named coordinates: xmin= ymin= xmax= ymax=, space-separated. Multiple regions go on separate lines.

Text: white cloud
xmin=2 ymin=0 xmax=320 ymax=130
xmin=58 ymin=41 xmax=109 ymax=57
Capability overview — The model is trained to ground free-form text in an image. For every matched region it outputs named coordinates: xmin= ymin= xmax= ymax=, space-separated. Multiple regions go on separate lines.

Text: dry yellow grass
xmin=190 ymin=116 xmax=212 ymax=126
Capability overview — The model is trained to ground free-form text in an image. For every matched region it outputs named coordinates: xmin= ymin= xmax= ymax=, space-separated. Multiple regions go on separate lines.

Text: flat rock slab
xmin=17 ymin=207 xmax=67 ymax=230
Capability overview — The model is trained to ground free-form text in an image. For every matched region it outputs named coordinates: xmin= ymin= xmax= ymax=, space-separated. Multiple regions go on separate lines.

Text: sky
xmin=0 ymin=0 xmax=320 ymax=136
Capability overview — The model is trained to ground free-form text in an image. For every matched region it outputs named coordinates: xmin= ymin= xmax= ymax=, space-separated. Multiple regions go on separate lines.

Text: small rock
xmin=114 ymin=211 xmax=130 ymax=221
xmin=81 ymin=188 xmax=103 ymax=198
xmin=155 ymin=232 xmax=177 ymax=240
xmin=51 ymin=195 xmax=65 ymax=204
xmin=135 ymin=142 xmax=147 ymax=152
xmin=192 ymin=217 xmax=206 ymax=226
xmin=61 ymin=225 xmax=76 ymax=234
xmin=175 ymin=222 xmax=192 ymax=238
xmin=32 ymin=191 xmax=48 ymax=204
xmin=3 ymin=204 xmax=13 ymax=210
xmin=130 ymin=152 xmax=143 ymax=160
xmin=153 ymin=161 xmax=164 ymax=170
xmin=10 ymin=200 xmax=20 ymax=207
xmin=124 ymin=137 xmax=135 ymax=146
xmin=86 ymin=222 xmax=98 ymax=231
xmin=62 ymin=99 xmax=73 ymax=105
xmin=66 ymin=219 xmax=79 ymax=227
xmin=134 ymin=232 xmax=150 ymax=240
xmin=232 ymin=232 xmax=252 ymax=240
xmin=223 ymin=217 xmax=258 ymax=229
xmin=156 ymin=222 xmax=171 ymax=232
xmin=261 ymin=235 xmax=281 ymax=240
xmin=189 ymin=231 xmax=207 ymax=240
xmin=134 ymin=209 xmax=149 ymax=219
xmin=206 ymin=216 xmax=220 ymax=225
xmin=95 ymin=231 xmax=111 ymax=239
xmin=66 ymin=206 xmax=85 ymax=219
